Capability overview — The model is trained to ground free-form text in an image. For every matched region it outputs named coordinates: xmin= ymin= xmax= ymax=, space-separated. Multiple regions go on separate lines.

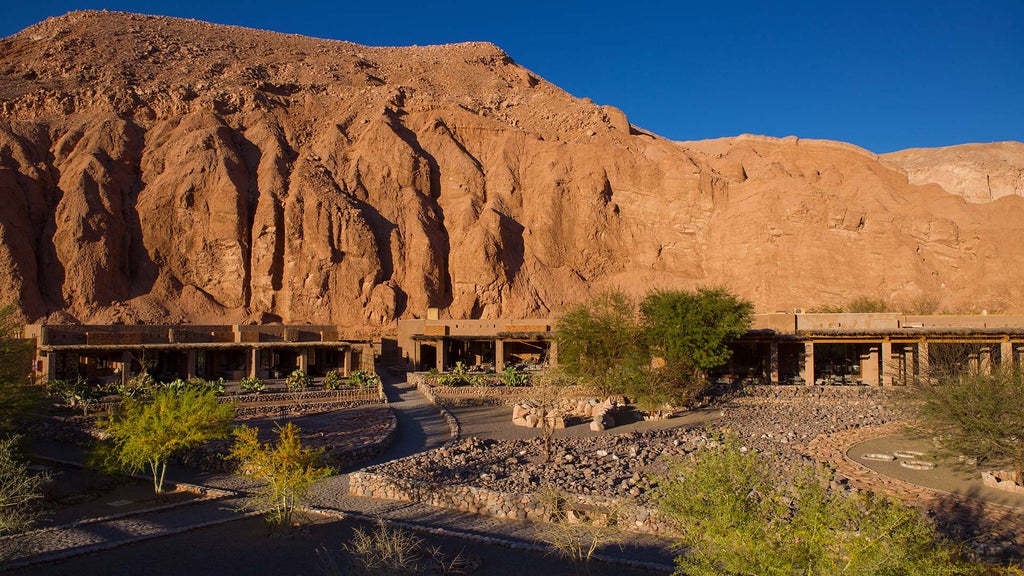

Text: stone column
xmin=495 ymin=339 xmax=505 ymax=372
xmin=437 ymin=339 xmax=448 ymax=373
xmin=249 ymin=348 xmax=260 ymax=379
xmin=861 ymin=345 xmax=880 ymax=386
xmin=902 ymin=345 xmax=915 ymax=386
xmin=121 ymin=350 xmax=132 ymax=386
xmin=547 ymin=340 xmax=558 ymax=366
xmin=800 ymin=342 xmax=814 ymax=385
xmin=343 ymin=347 xmax=352 ymax=377
xmin=979 ymin=345 xmax=992 ymax=373
xmin=769 ymin=342 xmax=780 ymax=384
xmin=43 ymin=352 xmax=58 ymax=383
xmin=918 ymin=341 xmax=929 ymax=382
xmin=1001 ymin=341 xmax=1014 ymax=366
xmin=298 ymin=348 xmax=309 ymax=372
xmin=186 ymin=350 xmax=197 ymax=380
xmin=880 ymin=341 xmax=893 ymax=386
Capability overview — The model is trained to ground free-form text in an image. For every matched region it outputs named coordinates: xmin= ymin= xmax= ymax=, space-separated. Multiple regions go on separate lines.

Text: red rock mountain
xmin=1 ymin=11 xmax=1022 ymax=328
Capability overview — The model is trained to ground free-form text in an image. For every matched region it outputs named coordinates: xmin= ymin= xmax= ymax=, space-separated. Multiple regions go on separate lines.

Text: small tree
xmin=554 ymin=290 xmax=643 ymax=394
xmin=94 ymin=387 xmax=234 ymax=493
xmin=915 ymin=363 xmax=1024 ymax=485
xmin=0 ymin=435 xmax=47 ymax=535
xmin=639 ymin=287 xmax=752 ymax=383
xmin=659 ymin=434 xmax=976 ymax=575
xmin=0 ymin=305 xmax=39 ymax=430
xmin=229 ymin=422 xmax=333 ymax=527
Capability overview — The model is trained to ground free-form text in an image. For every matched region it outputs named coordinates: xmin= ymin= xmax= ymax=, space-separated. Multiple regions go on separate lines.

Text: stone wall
xmin=348 ymin=470 xmax=674 ymax=537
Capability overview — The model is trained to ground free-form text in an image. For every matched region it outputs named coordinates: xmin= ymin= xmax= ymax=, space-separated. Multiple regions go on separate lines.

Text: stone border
xmin=413 ymin=378 xmax=460 ymax=446
xmin=326 ymin=408 xmax=398 ymax=468
xmin=300 ymin=505 xmax=675 ymax=574
xmin=348 ymin=470 xmax=673 ymax=537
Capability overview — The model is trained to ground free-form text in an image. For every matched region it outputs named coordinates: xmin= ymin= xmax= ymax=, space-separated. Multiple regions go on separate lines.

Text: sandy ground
xmin=849 ymin=435 xmax=1024 ymax=508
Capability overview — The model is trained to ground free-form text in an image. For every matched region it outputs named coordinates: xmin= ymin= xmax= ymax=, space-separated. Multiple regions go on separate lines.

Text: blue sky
xmin=2 ymin=1 xmax=1021 ymax=153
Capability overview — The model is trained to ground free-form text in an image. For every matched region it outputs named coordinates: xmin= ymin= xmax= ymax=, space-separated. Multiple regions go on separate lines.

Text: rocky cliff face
xmin=882 ymin=142 xmax=1024 ymax=203
xmin=1 ymin=11 xmax=1023 ymax=327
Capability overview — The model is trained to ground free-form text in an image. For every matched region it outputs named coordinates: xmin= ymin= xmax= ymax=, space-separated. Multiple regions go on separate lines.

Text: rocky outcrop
xmin=882 ymin=142 xmax=1024 ymax=203
xmin=2 ymin=11 xmax=1024 ymax=326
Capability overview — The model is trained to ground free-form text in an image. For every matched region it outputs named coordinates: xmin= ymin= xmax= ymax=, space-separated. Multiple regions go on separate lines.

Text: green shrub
xmin=322 ymin=370 xmax=345 ymax=390
xmin=350 ymin=370 xmax=379 ymax=389
xmin=285 ymin=369 xmax=311 ymax=392
xmin=239 ymin=376 xmax=265 ymax=394
xmin=660 ymin=433 xmax=978 ymax=575
xmin=500 ymin=366 xmax=530 ymax=387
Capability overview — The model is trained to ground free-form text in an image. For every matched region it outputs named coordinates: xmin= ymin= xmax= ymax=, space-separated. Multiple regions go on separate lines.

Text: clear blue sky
xmin=2 ymin=1 xmax=1021 ymax=153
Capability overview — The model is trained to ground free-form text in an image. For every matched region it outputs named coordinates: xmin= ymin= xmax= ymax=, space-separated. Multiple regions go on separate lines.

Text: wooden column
xmin=249 ymin=348 xmax=260 ymax=379
xmin=343 ymin=347 xmax=352 ymax=377
xmin=437 ymin=339 xmax=448 ymax=372
xmin=186 ymin=350 xmax=197 ymax=379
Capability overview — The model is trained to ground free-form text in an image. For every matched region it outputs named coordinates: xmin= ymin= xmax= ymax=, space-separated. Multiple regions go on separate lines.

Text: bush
xmin=323 ymin=370 xmax=345 ymax=390
xmin=0 ymin=435 xmax=46 ymax=535
xmin=499 ymin=366 xmax=530 ymax=387
xmin=230 ymin=422 xmax=332 ymax=527
xmin=286 ymin=369 xmax=311 ymax=392
xmin=659 ymin=433 xmax=977 ymax=575
xmin=239 ymin=376 xmax=266 ymax=394
xmin=350 ymin=370 xmax=380 ymax=389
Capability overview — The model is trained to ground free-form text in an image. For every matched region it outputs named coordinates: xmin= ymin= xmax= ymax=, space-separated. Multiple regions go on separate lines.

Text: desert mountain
xmin=882 ymin=142 xmax=1024 ymax=203
xmin=1 ymin=11 xmax=1023 ymax=328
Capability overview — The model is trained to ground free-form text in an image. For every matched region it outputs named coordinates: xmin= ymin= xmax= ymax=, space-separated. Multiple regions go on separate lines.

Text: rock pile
xmin=511 ymin=395 xmax=632 ymax=431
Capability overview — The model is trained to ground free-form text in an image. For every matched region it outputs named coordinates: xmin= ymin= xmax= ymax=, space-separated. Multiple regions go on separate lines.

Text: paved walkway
xmin=8 ymin=371 xmax=677 ymax=573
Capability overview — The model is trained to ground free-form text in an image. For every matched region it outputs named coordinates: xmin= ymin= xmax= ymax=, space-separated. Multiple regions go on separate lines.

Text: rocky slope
xmin=882 ymin=142 xmax=1024 ymax=203
xmin=1 ymin=11 xmax=1022 ymax=327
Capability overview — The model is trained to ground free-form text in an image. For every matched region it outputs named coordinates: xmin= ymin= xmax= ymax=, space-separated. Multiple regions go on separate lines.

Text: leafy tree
xmin=0 ymin=435 xmax=47 ymax=535
xmin=0 ymin=305 xmax=39 ymax=431
xmin=639 ymin=288 xmax=752 ymax=382
xmin=915 ymin=363 xmax=1024 ymax=485
xmin=94 ymin=387 xmax=234 ymax=493
xmin=554 ymin=290 xmax=643 ymax=394
xmin=659 ymin=434 xmax=977 ymax=575
xmin=229 ymin=422 xmax=332 ymax=527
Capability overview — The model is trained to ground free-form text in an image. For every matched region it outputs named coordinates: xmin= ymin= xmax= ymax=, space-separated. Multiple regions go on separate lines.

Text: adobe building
xmin=24 ymin=324 xmax=376 ymax=385
xmin=396 ymin=312 xmax=1024 ymax=385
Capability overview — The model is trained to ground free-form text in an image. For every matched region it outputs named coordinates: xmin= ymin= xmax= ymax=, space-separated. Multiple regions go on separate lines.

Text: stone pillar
xmin=437 ymin=339 xmax=448 ymax=372
xmin=249 ymin=348 xmax=260 ymax=379
xmin=800 ymin=342 xmax=814 ymax=385
xmin=43 ymin=352 xmax=58 ymax=383
xmin=186 ymin=350 xmax=197 ymax=379
xmin=343 ymin=347 xmax=352 ymax=377
xmin=918 ymin=341 xmax=929 ymax=382
xmin=861 ymin=345 xmax=880 ymax=386
xmin=121 ymin=350 xmax=132 ymax=386
xmin=979 ymin=345 xmax=992 ymax=373
xmin=902 ymin=345 xmax=915 ymax=386
xmin=1001 ymin=341 xmax=1014 ymax=366
xmin=547 ymin=340 xmax=558 ymax=366
xmin=298 ymin=348 xmax=309 ymax=372
xmin=495 ymin=339 xmax=505 ymax=372
xmin=880 ymin=341 xmax=893 ymax=386
xmin=769 ymin=342 xmax=780 ymax=384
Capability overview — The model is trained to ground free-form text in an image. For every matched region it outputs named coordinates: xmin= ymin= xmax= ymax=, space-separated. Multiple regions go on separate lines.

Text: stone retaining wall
xmin=326 ymin=408 xmax=398 ymax=469
xmin=348 ymin=470 xmax=674 ymax=536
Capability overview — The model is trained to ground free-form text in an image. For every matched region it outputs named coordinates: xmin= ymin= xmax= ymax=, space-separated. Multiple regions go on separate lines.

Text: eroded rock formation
xmin=1 ymin=11 xmax=1022 ymax=327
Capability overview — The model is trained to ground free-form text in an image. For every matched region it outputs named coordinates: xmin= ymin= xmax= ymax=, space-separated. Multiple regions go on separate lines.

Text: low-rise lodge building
xmin=396 ymin=312 xmax=1024 ymax=385
xmin=24 ymin=324 xmax=376 ymax=385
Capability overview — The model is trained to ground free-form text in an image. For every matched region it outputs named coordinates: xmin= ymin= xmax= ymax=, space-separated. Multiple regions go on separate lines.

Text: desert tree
xmin=554 ymin=290 xmax=644 ymax=394
xmin=0 ymin=435 xmax=47 ymax=536
xmin=94 ymin=386 xmax=234 ymax=493
xmin=0 ymin=304 xmax=39 ymax=431
xmin=659 ymin=433 xmax=977 ymax=575
xmin=915 ymin=363 xmax=1024 ymax=485
xmin=229 ymin=422 xmax=332 ymax=527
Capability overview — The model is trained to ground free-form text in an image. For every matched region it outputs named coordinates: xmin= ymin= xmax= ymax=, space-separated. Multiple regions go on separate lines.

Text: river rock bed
xmin=365 ymin=390 xmax=905 ymax=503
